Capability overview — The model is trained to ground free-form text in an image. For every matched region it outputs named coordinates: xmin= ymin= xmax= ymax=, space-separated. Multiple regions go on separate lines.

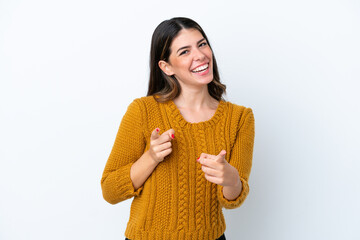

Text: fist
xmin=148 ymin=128 xmax=175 ymax=163
xmin=197 ymin=150 xmax=240 ymax=187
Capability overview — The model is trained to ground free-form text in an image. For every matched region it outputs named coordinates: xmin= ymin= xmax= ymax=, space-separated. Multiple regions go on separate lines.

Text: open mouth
xmin=191 ymin=63 xmax=209 ymax=73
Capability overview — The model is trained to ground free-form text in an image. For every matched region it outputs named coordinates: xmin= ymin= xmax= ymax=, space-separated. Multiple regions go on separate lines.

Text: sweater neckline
xmin=166 ymin=98 xmax=226 ymax=128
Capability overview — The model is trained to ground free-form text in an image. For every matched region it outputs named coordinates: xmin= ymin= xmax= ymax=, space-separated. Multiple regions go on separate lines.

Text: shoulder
xmin=132 ymin=95 xmax=158 ymax=107
xmin=127 ymin=96 xmax=161 ymax=122
xmin=223 ymin=100 xmax=254 ymax=117
xmin=133 ymin=96 xmax=159 ymax=114
xmin=123 ymin=96 xmax=157 ymax=131
xmin=128 ymin=95 xmax=158 ymax=109
xmin=223 ymin=100 xmax=255 ymax=130
xmin=128 ymin=96 xmax=166 ymax=136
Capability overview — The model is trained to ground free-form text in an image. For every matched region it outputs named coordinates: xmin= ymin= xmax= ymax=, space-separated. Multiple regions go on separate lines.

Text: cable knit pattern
xmin=195 ymin=125 xmax=206 ymax=232
xmin=101 ymin=96 xmax=255 ymax=240
xmin=167 ymin=105 xmax=189 ymax=232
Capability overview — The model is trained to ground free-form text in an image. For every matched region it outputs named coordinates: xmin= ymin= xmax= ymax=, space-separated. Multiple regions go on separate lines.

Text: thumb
xmin=150 ymin=128 xmax=160 ymax=141
xmin=163 ymin=128 xmax=175 ymax=140
xmin=216 ymin=150 xmax=227 ymax=162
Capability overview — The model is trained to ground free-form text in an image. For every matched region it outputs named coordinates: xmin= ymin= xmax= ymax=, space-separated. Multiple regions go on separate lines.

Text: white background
xmin=1 ymin=0 xmax=359 ymax=239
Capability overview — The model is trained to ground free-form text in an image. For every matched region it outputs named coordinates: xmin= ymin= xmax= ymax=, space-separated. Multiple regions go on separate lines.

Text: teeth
xmin=192 ymin=64 xmax=208 ymax=72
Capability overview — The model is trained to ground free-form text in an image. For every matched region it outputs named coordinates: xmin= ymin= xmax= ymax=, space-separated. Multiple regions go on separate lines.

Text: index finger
xmin=150 ymin=127 xmax=160 ymax=141
xmin=198 ymin=153 xmax=217 ymax=167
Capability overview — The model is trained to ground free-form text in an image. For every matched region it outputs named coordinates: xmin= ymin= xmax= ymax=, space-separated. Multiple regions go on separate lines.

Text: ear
xmin=158 ymin=60 xmax=174 ymax=76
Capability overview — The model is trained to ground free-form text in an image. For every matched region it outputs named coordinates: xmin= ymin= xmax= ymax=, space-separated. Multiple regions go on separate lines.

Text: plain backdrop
xmin=1 ymin=0 xmax=359 ymax=239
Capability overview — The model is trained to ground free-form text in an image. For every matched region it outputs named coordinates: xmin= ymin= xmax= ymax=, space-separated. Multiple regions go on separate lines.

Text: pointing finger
xmin=215 ymin=150 xmax=227 ymax=163
xmin=150 ymin=127 xmax=160 ymax=141
xmin=167 ymin=128 xmax=175 ymax=140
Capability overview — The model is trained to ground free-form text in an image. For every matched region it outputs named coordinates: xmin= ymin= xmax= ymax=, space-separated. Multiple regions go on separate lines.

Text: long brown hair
xmin=147 ymin=17 xmax=226 ymax=103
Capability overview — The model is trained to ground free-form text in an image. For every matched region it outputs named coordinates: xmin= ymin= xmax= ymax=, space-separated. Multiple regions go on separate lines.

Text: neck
xmin=173 ymin=85 xmax=217 ymax=111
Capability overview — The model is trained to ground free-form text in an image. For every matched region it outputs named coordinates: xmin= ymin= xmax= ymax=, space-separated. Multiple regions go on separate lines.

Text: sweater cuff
xmin=102 ymin=162 xmax=144 ymax=204
xmin=217 ymin=177 xmax=249 ymax=209
xmin=120 ymin=162 xmax=144 ymax=198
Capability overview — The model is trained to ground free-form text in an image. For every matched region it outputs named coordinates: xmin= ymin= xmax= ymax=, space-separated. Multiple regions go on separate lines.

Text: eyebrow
xmin=176 ymin=38 xmax=206 ymax=54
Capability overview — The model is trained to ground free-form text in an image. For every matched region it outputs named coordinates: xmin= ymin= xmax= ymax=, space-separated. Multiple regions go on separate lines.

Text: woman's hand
xmin=148 ymin=128 xmax=175 ymax=163
xmin=197 ymin=150 xmax=241 ymax=187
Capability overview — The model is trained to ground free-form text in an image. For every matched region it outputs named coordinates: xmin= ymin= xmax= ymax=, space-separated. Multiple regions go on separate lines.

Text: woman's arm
xmin=218 ymin=107 xmax=255 ymax=209
xmin=101 ymin=99 xmax=146 ymax=204
xmin=101 ymin=98 xmax=174 ymax=204
xmin=196 ymin=107 xmax=254 ymax=208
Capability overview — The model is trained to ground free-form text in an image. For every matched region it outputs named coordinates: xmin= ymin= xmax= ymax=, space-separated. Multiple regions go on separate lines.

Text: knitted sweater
xmin=101 ymin=95 xmax=255 ymax=240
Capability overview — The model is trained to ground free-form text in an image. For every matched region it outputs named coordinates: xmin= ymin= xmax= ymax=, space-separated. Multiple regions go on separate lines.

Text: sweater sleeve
xmin=101 ymin=98 xmax=146 ymax=205
xmin=217 ymin=107 xmax=255 ymax=209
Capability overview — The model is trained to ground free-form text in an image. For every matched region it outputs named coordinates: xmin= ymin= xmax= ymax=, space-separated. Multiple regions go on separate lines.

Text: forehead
xmin=170 ymin=28 xmax=204 ymax=49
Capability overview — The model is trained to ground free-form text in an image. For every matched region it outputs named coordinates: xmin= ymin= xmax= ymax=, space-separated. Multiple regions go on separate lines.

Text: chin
xmin=205 ymin=76 xmax=214 ymax=84
xmin=203 ymin=72 xmax=214 ymax=84
xmin=196 ymin=77 xmax=213 ymax=86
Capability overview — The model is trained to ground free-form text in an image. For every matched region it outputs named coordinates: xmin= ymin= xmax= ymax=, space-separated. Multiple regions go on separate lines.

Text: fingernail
xmin=171 ymin=134 xmax=175 ymax=139
xmin=156 ymin=128 xmax=160 ymax=133
xmin=196 ymin=157 xmax=200 ymax=161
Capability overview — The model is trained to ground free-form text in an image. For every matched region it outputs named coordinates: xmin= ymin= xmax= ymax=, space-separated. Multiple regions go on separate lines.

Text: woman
xmin=101 ymin=17 xmax=255 ymax=240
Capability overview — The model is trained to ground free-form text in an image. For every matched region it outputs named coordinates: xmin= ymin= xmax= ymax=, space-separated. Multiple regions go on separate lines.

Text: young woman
xmin=101 ymin=17 xmax=255 ymax=240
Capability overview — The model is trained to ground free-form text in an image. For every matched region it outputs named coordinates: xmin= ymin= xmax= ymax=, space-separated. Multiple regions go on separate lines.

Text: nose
xmin=193 ymin=47 xmax=206 ymax=61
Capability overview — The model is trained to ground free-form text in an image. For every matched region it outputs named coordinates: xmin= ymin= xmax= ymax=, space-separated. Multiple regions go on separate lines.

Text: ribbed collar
xmin=164 ymin=99 xmax=226 ymax=128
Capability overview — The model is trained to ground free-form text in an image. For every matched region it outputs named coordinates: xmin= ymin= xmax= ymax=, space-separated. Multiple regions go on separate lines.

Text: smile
xmin=191 ymin=63 xmax=209 ymax=73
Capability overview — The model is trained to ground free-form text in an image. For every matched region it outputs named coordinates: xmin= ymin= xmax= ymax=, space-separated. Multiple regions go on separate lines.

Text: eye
xmin=179 ymin=50 xmax=189 ymax=56
xmin=199 ymin=42 xmax=207 ymax=47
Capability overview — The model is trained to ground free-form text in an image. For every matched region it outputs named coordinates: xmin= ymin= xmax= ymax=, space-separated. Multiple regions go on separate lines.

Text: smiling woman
xmin=158 ymin=28 xmax=214 ymax=88
xmin=147 ymin=17 xmax=225 ymax=104
xmin=100 ymin=17 xmax=255 ymax=240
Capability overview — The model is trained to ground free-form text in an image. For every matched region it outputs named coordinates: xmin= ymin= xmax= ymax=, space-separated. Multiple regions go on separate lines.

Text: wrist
xmin=233 ymin=176 xmax=241 ymax=188
xmin=146 ymin=150 xmax=161 ymax=166
xmin=229 ymin=165 xmax=241 ymax=188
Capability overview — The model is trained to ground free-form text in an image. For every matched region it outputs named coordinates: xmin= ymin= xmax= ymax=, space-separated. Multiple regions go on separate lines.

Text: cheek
xmin=206 ymin=49 xmax=213 ymax=60
xmin=174 ymin=59 xmax=192 ymax=72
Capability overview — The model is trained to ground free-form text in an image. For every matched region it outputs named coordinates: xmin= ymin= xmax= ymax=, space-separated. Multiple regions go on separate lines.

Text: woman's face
xmin=160 ymin=28 xmax=213 ymax=88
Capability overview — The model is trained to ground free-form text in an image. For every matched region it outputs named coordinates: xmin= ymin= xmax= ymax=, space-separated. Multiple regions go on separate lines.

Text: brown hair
xmin=147 ymin=17 xmax=226 ymax=103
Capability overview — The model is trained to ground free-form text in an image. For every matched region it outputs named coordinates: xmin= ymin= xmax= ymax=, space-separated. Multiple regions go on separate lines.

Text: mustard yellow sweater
xmin=101 ymin=96 xmax=255 ymax=240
